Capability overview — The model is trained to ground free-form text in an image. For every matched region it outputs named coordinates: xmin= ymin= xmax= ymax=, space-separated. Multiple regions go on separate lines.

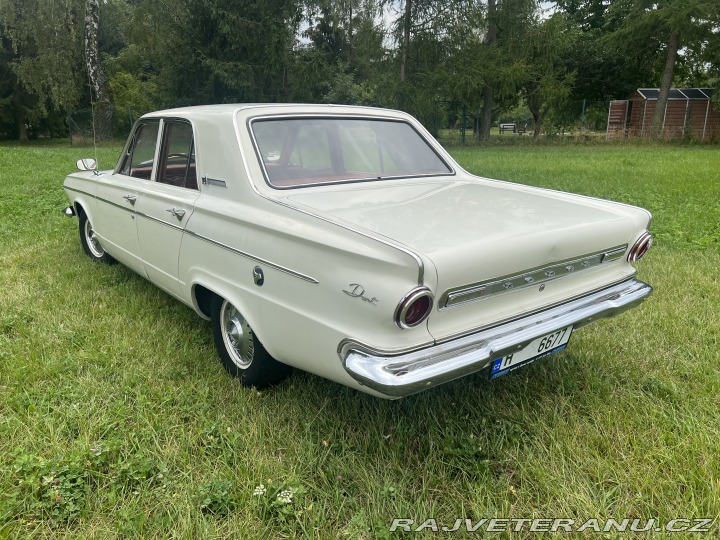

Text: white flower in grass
xmin=253 ymin=484 xmax=267 ymax=497
xmin=277 ymin=488 xmax=295 ymax=504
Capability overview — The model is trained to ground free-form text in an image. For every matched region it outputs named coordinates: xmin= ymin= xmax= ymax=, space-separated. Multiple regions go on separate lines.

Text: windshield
xmin=251 ymin=117 xmax=452 ymax=188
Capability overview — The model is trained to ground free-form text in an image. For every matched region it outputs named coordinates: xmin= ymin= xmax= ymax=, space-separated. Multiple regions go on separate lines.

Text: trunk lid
xmin=286 ymin=178 xmax=644 ymax=338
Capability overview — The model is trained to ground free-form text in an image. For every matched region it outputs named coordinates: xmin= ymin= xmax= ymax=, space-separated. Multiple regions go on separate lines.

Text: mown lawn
xmin=0 ymin=140 xmax=718 ymax=538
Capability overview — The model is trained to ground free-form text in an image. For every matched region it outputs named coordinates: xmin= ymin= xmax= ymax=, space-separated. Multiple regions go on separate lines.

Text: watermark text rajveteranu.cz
xmin=389 ymin=518 xmax=715 ymax=533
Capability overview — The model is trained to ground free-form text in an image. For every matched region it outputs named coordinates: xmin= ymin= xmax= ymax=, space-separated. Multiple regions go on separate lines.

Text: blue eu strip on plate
xmin=490 ymin=325 xmax=573 ymax=380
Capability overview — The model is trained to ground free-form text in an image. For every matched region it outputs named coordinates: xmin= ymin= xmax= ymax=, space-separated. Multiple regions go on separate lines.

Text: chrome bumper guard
xmin=342 ymin=279 xmax=652 ymax=398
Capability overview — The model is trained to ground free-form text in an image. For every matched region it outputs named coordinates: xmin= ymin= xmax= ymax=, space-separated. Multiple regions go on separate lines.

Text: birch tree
xmin=85 ymin=0 xmax=112 ymax=139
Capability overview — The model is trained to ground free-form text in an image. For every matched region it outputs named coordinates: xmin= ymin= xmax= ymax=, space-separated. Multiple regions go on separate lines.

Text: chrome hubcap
xmin=220 ymin=301 xmax=254 ymax=369
xmin=85 ymin=219 xmax=105 ymax=258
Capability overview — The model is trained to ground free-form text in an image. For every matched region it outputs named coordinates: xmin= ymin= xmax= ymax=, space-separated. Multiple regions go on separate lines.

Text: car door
xmin=135 ymin=119 xmax=200 ymax=297
xmin=94 ymin=120 xmax=160 ymax=275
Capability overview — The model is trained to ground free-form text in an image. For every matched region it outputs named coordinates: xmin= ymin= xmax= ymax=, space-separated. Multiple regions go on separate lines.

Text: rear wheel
xmin=211 ymin=295 xmax=291 ymax=388
xmin=78 ymin=209 xmax=116 ymax=264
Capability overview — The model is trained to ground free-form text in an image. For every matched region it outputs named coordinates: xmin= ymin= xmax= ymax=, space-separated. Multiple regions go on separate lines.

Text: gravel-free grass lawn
xmin=1 ymin=140 xmax=718 ymax=538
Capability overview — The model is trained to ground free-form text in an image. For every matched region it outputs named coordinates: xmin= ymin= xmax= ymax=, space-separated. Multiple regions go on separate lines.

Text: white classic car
xmin=63 ymin=104 xmax=653 ymax=398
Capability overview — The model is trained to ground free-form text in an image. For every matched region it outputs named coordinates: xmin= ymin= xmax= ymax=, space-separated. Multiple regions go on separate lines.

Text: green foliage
xmin=108 ymin=71 xmax=160 ymax=132
xmin=195 ymin=479 xmax=235 ymax=515
xmin=0 ymin=0 xmax=86 ymax=138
xmin=251 ymin=479 xmax=308 ymax=520
xmin=1 ymin=0 xmax=719 ymax=141
xmin=4 ymin=441 xmax=166 ymax=525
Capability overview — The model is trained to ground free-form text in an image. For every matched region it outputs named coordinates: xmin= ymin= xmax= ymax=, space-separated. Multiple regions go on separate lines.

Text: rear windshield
xmin=250 ymin=117 xmax=452 ymax=188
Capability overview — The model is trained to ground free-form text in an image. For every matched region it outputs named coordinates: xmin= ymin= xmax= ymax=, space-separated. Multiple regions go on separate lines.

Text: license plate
xmin=490 ymin=326 xmax=573 ymax=380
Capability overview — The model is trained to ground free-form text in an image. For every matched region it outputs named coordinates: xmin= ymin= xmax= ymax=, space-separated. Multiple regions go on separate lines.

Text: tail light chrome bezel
xmin=627 ymin=232 xmax=653 ymax=263
xmin=394 ymin=287 xmax=434 ymax=329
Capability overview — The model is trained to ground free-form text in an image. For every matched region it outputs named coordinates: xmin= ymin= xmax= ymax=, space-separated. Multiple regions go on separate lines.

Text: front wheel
xmin=78 ymin=210 xmax=116 ymax=264
xmin=211 ymin=295 xmax=291 ymax=388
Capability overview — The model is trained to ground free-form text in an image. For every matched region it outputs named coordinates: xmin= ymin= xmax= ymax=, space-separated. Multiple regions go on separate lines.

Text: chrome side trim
xmin=65 ymin=186 xmax=96 ymax=199
xmin=440 ymin=245 xmax=628 ymax=309
xmin=341 ymin=279 xmax=652 ymax=398
xmin=65 ymin=186 xmax=316 ymax=284
xmin=183 ymin=229 xmax=319 ymax=284
xmin=139 ymin=211 xmax=184 ymax=231
xmin=66 ymin=186 xmax=131 ymax=214
xmin=602 ymin=246 xmax=626 ymax=263
xmin=233 ymin=111 xmax=428 ymax=286
xmin=202 ymin=177 xmax=227 ymax=188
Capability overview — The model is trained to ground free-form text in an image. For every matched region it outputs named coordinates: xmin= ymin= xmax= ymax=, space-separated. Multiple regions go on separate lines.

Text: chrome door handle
xmin=166 ymin=207 xmax=186 ymax=220
xmin=123 ymin=194 xmax=137 ymax=205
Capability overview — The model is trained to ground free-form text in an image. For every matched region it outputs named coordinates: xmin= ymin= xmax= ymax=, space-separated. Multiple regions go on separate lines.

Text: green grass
xmin=0 ymin=140 xmax=718 ymax=538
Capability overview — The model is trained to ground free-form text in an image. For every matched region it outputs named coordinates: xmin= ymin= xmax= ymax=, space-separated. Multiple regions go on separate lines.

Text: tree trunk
xmin=478 ymin=0 xmax=497 ymax=141
xmin=16 ymin=107 xmax=28 ymax=142
xmin=649 ymin=30 xmax=679 ymax=139
xmin=400 ymin=0 xmax=412 ymax=81
xmin=85 ymin=0 xmax=112 ymax=140
xmin=528 ymin=96 xmax=543 ymax=139
xmin=532 ymin=112 xmax=543 ymax=138
xmin=13 ymin=92 xmax=28 ymax=142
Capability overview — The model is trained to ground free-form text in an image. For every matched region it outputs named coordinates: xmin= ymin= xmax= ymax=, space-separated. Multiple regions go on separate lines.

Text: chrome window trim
xmin=114 ymin=118 xmax=162 ymax=179
xmin=246 ymin=114 xmax=455 ymax=191
xmin=232 ymin=110 xmax=428 ymax=287
xmin=439 ymin=245 xmax=629 ymax=310
xmin=116 ymin=117 xmax=203 ymax=192
xmin=156 ymin=118 xmax=199 ymax=191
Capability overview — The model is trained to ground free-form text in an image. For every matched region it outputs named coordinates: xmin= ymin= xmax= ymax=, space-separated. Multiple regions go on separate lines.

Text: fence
xmin=67 ymin=106 xmax=137 ymax=145
xmin=433 ymin=100 xmax=613 ymax=144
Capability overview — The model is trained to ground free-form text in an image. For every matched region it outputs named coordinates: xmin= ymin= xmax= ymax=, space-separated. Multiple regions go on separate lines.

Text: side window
xmin=157 ymin=121 xmax=197 ymax=190
xmin=118 ymin=121 xmax=160 ymax=179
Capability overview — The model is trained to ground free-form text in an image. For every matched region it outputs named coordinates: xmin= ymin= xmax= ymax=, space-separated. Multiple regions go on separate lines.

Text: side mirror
xmin=77 ymin=158 xmax=98 ymax=172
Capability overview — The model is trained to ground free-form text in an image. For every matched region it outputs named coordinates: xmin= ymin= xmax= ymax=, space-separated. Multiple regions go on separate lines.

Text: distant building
xmin=607 ymin=88 xmax=719 ymax=140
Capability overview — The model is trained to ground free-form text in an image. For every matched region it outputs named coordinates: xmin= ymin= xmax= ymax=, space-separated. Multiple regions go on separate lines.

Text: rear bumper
xmin=341 ymin=279 xmax=652 ymax=398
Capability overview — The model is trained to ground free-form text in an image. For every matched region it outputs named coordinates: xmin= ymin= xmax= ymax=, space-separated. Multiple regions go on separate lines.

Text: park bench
xmin=500 ymin=123 xmax=528 ymax=135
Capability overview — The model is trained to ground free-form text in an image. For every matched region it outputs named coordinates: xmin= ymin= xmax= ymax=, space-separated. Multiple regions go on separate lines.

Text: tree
xmin=0 ymin=23 xmax=33 ymax=141
xmin=0 ymin=0 xmax=86 ymax=140
xmin=85 ymin=0 xmax=112 ymax=139
xmin=441 ymin=0 xmax=537 ymax=140
xmin=608 ymin=0 xmax=720 ymax=137
xmin=477 ymin=0 xmax=497 ymax=141
xmin=554 ymin=0 xmax=655 ymax=102
xmin=382 ymin=0 xmax=472 ymax=111
xmin=520 ymin=13 xmax=576 ymax=138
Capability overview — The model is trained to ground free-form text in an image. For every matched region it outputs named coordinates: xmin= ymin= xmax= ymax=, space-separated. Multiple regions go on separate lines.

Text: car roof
xmin=140 ymin=103 xmax=403 ymax=121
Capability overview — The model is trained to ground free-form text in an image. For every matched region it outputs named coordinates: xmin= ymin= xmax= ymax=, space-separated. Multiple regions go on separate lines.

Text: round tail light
xmin=394 ymin=288 xmax=434 ymax=329
xmin=627 ymin=232 xmax=653 ymax=262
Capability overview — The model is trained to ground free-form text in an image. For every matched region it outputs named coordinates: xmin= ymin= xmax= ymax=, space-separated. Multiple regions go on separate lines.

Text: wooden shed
xmin=607 ymin=88 xmax=719 ymax=140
